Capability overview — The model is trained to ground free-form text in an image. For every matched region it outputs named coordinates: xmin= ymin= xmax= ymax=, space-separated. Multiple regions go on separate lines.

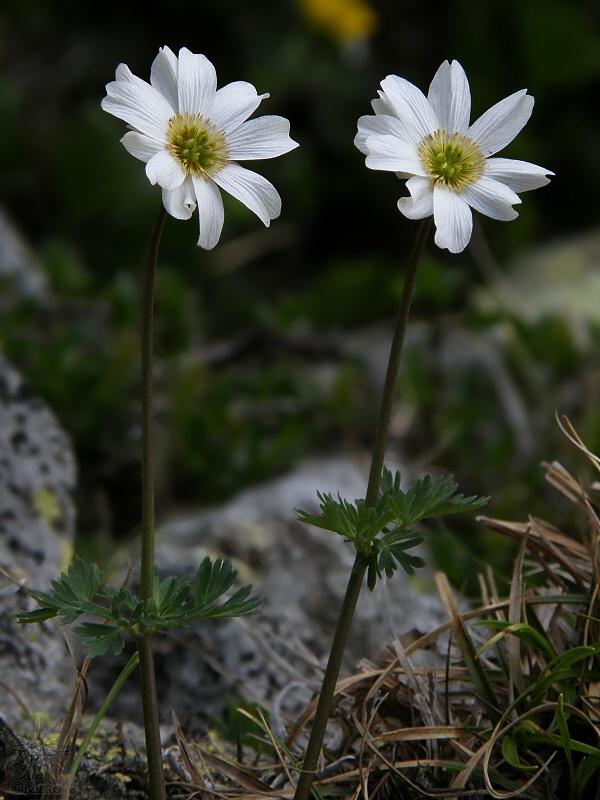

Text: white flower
xmin=102 ymin=47 xmax=299 ymax=249
xmin=355 ymin=60 xmax=552 ymax=253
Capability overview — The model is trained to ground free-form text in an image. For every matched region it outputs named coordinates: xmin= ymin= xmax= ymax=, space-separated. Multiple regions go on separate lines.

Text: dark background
xmin=2 ymin=0 xmax=600 ymax=590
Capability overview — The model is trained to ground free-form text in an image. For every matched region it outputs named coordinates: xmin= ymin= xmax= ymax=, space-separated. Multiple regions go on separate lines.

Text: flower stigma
xmin=166 ymin=113 xmax=229 ymax=178
xmin=418 ymin=129 xmax=485 ymax=190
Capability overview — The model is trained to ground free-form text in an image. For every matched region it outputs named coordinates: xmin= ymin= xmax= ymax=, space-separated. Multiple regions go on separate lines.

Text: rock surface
xmin=89 ymin=454 xmax=446 ymax=731
xmin=0 ymin=354 xmax=77 ymax=728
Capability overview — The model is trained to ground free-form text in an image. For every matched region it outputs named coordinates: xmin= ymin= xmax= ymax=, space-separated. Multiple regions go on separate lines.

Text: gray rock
xmin=0 ymin=716 xmax=153 ymax=799
xmin=0 ymin=354 xmax=77 ymax=728
xmin=159 ymin=454 xmax=442 ymax=655
xmin=94 ymin=455 xmax=445 ymax=731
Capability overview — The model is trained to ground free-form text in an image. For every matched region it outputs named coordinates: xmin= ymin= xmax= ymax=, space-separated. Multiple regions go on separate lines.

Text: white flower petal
xmin=212 ymin=162 xmax=281 ymax=225
xmin=121 ymin=131 xmax=163 ymax=163
xmin=177 ymin=48 xmax=217 ymax=117
xmin=226 ymin=116 xmax=299 ymax=160
xmin=468 ymin=90 xmax=534 ymax=157
xmin=150 ymin=46 xmax=179 ymax=110
xmin=372 ymin=94 xmax=396 ymax=117
xmin=379 ymin=74 xmax=439 ymax=142
xmin=355 ymin=114 xmax=406 ymax=154
xmin=212 ymin=81 xmax=268 ymax=133
xmin=484 ymin=157 xmax=553 ymax=192
xmin=364 ymin=134 xmax=425 ymax=175
xmin=102 ymin=63 xmax=174 ymax=141
xmin=162 ymin=178 xmax=196 ymax=220
xmin=145 ymin=150 xmax=186 ymax=190
xmin=461 ymin=176 xmax=521 ymax=221
xmin=397 ymin=175 xmax=434 ymax=219
xmin=433 ymin=187 xmax=473 ymax=253
xmin=356 ymin=61 xmax=549 ymax=249
xmin=191 ymin=176 xmax=225 ymax=249
xmin=427 ymin=60 xmax=470 ymax=134
xmin=104 ymin=48 xmax=296 ymax=245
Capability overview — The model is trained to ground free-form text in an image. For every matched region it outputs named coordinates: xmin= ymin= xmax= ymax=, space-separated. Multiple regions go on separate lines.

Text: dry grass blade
xmin=482 ymin=702 xmax=560 ymax=799
xmin=46 ymin=658 xmax=88 ymax=800
xmin=507 ymin=530 xmax=529 ymax=699
xmin=372 ymin=725 xmax=465 ymax=743
xmin=436 ymin=572 xmax=502 ymax=724
xmin=543 ymin=459 xmax=593 ymax=509
xmin=193 ymin=744 xmax=275 ymax=793
xmin=248 ymin=707 xmax=297 ymax=790
xmin=556 ymin=413 xmax=600 ymax=475
xmin=167 ymin=420 xmax=600 ymax=799
xmin=173 ymin=711 xmax=206 ymax=787
xmin=447 ymin=739 xmax=490 ymax=792
xmin=356 ymin=695 xmax=385 ymax=800
xmin=478 ymin=513 xmax=591 ymax=591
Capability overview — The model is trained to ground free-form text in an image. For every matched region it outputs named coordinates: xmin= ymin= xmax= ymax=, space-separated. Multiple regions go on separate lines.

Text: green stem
xmin=140 ymin=203 xmax=167 ymax=603
xmin=293 ymin=216 xmax=432 ymax=800
xmin=364 ymin=216 xmax=432 ymax=508
xmin=139 ymin=202 xmax=168 ymax=800
xmin=136 ymin=634 xmax=167 ymax=800
xmin=69 ymin=652 xmax=140 ymax=785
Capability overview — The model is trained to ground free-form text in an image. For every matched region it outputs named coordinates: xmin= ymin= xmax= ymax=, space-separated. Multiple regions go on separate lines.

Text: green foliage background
xmin=1 ymin=0 xmax=600 ymax=590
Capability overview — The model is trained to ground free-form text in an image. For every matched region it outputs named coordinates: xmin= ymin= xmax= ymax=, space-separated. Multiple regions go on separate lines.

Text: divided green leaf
xmin=356 ymin=530 xmax=426 ymax=590
xmin=18 ymin=555 xmax=106 ymax=625
xmin=183 ymin=557 xmax=264 ymax=621
xmin=296 ymin=493 xmax=394 ymax=548
xmin=296 ymin=469 xmax=488 ymax=590
xmin=72 ymin=621 xmax=126 ymax=658
xmin=17 ymin=553 xmax=270 ymax=649
xmin=384 ymin=470 xmax=490 ymax=527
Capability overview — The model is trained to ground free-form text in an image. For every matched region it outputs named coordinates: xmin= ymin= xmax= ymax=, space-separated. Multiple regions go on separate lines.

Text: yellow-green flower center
xmin=166 ymin=113 xmax=229 ymax=178
xmin=418 ymin=129 xmax=485 ymax=190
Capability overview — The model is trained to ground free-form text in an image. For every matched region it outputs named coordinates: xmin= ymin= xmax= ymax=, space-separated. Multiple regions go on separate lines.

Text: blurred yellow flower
xmin=299 ymin=0 xmax=377 ymax=42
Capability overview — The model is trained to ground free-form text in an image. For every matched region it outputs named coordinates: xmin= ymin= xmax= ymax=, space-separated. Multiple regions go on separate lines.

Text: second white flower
xmin=355 ymin=60 xmax=553 ymax=253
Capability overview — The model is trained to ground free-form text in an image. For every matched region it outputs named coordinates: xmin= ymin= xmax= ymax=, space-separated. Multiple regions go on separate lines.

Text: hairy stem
xmin=293 ymin=216 xmax=432 ymax=800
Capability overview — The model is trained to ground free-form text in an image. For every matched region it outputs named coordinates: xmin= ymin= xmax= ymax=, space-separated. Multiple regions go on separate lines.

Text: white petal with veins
xmin=427 ymin=60 xmax=470 ymax=134
xmin=212 ymin=162 xmax=281 ymax=225
xmin=162 ymin=179 xmax=196 ymax=220
xmin=102 ymin=47 xmax=297 ymax=248
xmin=433 ymin=187 xmax=473 ymax=253
xmin=191 ymin=176 xmax=225 ymax=249
xmin=146 ymin=150 xmax=186 ymax=190
xmin=485 ymin=158 xmax=553 ymax=192
xmin=355 ymin=59 xmax=551 ymax=252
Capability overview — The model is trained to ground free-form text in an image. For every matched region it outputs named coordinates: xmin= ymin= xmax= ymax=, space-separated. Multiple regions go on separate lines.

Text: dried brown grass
xmin=167 ymin=416 xmax=600 ymax=799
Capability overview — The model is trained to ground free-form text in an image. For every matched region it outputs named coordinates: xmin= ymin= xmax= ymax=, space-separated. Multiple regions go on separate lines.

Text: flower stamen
xmin=418 ymin=129 xmax=485 ymax=190
xmin=166 ymin=113 xmax=229 ymax=178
